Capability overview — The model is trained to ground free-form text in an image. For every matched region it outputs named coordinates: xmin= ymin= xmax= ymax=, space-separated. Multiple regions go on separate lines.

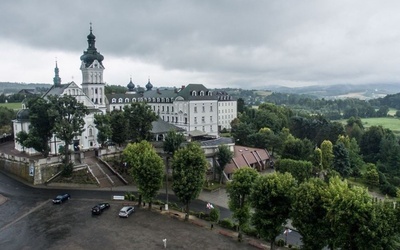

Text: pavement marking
xmin=0 ymin=200 xmax=49 ymax=232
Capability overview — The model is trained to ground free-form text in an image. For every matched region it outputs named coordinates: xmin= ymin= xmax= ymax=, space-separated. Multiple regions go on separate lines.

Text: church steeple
xmin=80 ymin=23 xmax=104 ymax=67
xmin=53 ymin=61 xmax=61 ymax=87
xmin=80 ymin=23 xmax=106 ymax=111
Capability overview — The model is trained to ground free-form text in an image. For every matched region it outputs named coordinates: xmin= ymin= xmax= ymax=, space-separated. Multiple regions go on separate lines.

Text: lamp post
xmin=165 ymin=156 xmax=170 ymax=211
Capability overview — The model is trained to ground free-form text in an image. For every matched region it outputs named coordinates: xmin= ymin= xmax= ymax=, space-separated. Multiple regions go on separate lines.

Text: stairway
xmin=84 ymin=156 xmax=125 ymax=188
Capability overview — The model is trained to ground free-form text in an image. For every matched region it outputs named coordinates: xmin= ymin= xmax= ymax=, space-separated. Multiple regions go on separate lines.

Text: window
xmin=200 ymin=91 xmax=204 ymax=96
xmin=202 ymin=105 xmax=205 ymax=112
xmin=132 ymin=98 xmax=136 ymax=102
xmin=112 ymin=98 xmax=116 ymax=103
xmin=210 ymin=116 xmax=213 ymax=122
xmin=202 ymin=116 xmax=205 ymax=123
xmin=125 ymin=98 xmax=129 ymax=102
xmin=202 ymin=126 xmax=205 ymax=132
xmin=118 ymin=98 xmax=123 ymax=103
xmin=89 ymin=128 xmax=93 ymax=136
xmin=194 ymin=117 xmax=197 ymax=124
xmin=194 ymin=106 xmax=197 ymax=113
xmin=210 ymin=104 xmax=213 ymax=112
xmin=192 ymin=91 xmax=197 ymax=96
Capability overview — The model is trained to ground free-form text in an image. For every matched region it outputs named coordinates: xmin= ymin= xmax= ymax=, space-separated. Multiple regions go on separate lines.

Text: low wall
xmin=0 ymin=153 xmax=63 ymax=185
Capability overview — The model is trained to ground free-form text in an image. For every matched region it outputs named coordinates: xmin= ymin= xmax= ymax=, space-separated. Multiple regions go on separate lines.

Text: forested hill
xmin=0 ymin=82 xmax=51 ymax=94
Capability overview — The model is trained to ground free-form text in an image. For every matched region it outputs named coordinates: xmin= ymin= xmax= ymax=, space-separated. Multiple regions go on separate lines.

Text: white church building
xmin=13 ymin=25 xmax=237 ymax=156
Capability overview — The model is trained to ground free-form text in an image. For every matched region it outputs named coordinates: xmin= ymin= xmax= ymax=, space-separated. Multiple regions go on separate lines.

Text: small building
xmin=223 ymin=145 xmax=272 ymax=181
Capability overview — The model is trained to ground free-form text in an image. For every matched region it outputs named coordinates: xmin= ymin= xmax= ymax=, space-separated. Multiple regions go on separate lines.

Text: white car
xmin=119 ymin=206 xmax=134 ymax=218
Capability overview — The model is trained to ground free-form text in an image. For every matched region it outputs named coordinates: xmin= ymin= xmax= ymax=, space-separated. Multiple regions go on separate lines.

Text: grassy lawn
xmin=0 ymin=102 xmax=22 ymax=110
xmin=338 ymin=117 xmax=400 ymax=135
xmin=361 ymin=117 xmax=400 ymax=134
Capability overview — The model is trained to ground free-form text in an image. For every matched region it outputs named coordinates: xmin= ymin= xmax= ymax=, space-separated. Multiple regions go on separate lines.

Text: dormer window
xmin=111 ymin=98 xmax=116 ymax=103
xmin=125 ymin=98 xmax=129 ymax=102
xmin=132 ymin=98 xmax=136 ymax=102
xmin=118 ymin=98 xmax=123 ymax=103
xmin=192 ymin=91 xmax=197 ymax=96
xmin=200 ymin=91 xmax=204 ymax=96
xmin=208 ymin=91 xmax=212 ymax=96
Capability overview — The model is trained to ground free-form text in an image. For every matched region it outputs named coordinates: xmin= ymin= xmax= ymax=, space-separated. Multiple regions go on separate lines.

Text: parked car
xmin=119 ymin=206 xmax=134 ymax=218
xmin=52 ymin=193 xmax=70 ymax=204
xmin=91 ymin=202 xmax=110 ymax=215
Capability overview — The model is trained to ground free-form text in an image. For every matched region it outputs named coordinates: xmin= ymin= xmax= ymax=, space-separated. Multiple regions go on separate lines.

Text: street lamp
xmin=165 ymin=156 xmax=170 ymax=211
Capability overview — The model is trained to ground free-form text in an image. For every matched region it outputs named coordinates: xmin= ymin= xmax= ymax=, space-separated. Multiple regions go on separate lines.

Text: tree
xmin=275 ymin=159 xmax=314 ymax=183
xmin=163 ymin=130 xmax=185 ymax=155
xmin=16 ymin=97 xmax=56 ymax=157
xmin=323 ymin=177 xmax=398 ymax=249
xmin=163 ymin=129 xmax=185 ymax=206
xmin=291 ymin=178 xmax=331 ymax=250
xmin=110 ymin=110 xmax=127 ymax=146
xmin=359 ymin=126 xmax=385 ymax=163
xmin=215 ymin=144 xmax=233 ymax=183
xmin=0 ymin=106 xmax=16 ymax=135
xmin=123 ymin=102 xmax=158 ymax=142
xmin=363 ymin=163 xmax=379 ymax=188
xmin=123 ymin=141 xmax=164 ymax=209
xmin=48 ymin=95 xmax=89 ymax=168
xmin=172 ymin=142 xmax=208 ymax=221
xmin=226 ymin=167 xmax=259 ymax=242
xmin=250 ymin=172 xmax=297 ymax=250
xmin=94 ymin=113 xmax=112 ymax=147
xmin=333 ymin=142 xmax=351 ymax=178
xmin=320 ymin=140 xmax=333 ymax=171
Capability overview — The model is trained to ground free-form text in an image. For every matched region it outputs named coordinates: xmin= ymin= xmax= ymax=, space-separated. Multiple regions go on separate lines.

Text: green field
xmin=0 ymin=102 xmax=22 ymax=110
xmin=339 ymin=117 xmax=400 ymax=135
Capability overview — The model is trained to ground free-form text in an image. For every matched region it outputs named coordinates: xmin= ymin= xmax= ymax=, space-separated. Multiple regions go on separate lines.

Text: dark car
xmin=92 ymin=202 xmax=110 ymax=215
xmin=52 ymin=193 xmax=70 ymax=204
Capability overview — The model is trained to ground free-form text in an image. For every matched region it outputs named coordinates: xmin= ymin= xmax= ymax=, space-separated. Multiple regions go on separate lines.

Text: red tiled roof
xmin=223 ymin=146 xmax=271 ymax=174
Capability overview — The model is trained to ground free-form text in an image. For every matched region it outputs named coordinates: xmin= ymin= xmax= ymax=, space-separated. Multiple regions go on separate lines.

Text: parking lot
xmin=0 ymin=198 xmax=255 ymax=250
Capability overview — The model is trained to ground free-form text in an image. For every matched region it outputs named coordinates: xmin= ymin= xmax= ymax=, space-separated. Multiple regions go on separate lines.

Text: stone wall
xmin=0 ymin=153 xmax=63 ymax=185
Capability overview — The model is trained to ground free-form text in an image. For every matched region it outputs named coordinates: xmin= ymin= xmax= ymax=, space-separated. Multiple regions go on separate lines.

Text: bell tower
xmin=80 ymin=23 xmax=106 ymax=110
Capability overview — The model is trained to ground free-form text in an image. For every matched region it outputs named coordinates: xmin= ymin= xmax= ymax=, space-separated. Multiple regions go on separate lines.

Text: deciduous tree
xmin=48 ymin=95 xmax=89 ymax=169
xmin=226 ymin=167 xmax=259 ymax=241
xmin=250 ymin=172 xmax=296 ymax=250
xmin=172 ymin=142 xmax=207 ymax=221
xmin=123 ymin=140 xmax=164 ymax=209
xmin=216 ymin=144 xmax=233 ymax=183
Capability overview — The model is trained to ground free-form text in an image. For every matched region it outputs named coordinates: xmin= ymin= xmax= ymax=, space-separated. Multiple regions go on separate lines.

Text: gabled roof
xmin=224 ymin=146 xmax=271 ymax=174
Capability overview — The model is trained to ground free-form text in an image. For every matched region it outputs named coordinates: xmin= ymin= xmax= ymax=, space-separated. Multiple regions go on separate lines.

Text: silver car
xmin=119 ymin=206 xmax=134 ymax=218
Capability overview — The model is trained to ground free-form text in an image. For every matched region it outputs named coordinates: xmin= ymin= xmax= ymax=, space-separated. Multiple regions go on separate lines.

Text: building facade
xmin=13 ymin=25 xmax=237 ymax=155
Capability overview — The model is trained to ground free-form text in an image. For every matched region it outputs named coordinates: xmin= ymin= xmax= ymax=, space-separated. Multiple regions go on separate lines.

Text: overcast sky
xmin=1 ymin=0 xmax=400 ymax=89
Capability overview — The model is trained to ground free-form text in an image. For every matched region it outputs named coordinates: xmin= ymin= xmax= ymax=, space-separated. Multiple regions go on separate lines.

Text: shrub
xmin=124 ymin=192 xmax=136 ymax=201
xmin=219 ymin=218 xmax=236 ymax=230
xmin=276 ymin=239 xmax=285 ymax=247
xmin=61 ymin=163 xmax=73 ymax=177
xmin=242 ymin=226 xmax=258 ymax=238
xmin=209 ymin=207 xmax=220 ymax=223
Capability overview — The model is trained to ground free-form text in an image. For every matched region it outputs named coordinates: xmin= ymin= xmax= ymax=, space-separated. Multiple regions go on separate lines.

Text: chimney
xmin=181 ymin=85 xmax=185 ymax=90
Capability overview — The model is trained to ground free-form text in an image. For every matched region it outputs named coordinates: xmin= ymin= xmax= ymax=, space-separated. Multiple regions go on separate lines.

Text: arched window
xmin=157 ymin=98 xmax=160 ymax=102
xmin=166 ymin=98 xmax=169 ymax=102
xmin=89 ymin=128 xmax=93 ymax=136
xmin=125 ymin=98 xmax=129 ymax=103
xmin=192 ymin=91 xmax=197 ymax=96
xmin=112 ymin=98 xmax=116 ymax=103
xmin=200 ymin=91 xmax=204 ymax=96
xmin=118 ymin=98 xmax=123 ymax=103
xmin=132 ymin=98 xmax=136 ymax=102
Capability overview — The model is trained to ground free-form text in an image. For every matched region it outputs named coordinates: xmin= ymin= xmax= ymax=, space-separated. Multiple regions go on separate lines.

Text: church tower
xmin=80 ymin=24 xmax=106 ymax=110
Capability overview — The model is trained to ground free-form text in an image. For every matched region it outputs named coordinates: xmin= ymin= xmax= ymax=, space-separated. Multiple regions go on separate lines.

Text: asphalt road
xmin=0 ymin=171 xmax=302 ymax=249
